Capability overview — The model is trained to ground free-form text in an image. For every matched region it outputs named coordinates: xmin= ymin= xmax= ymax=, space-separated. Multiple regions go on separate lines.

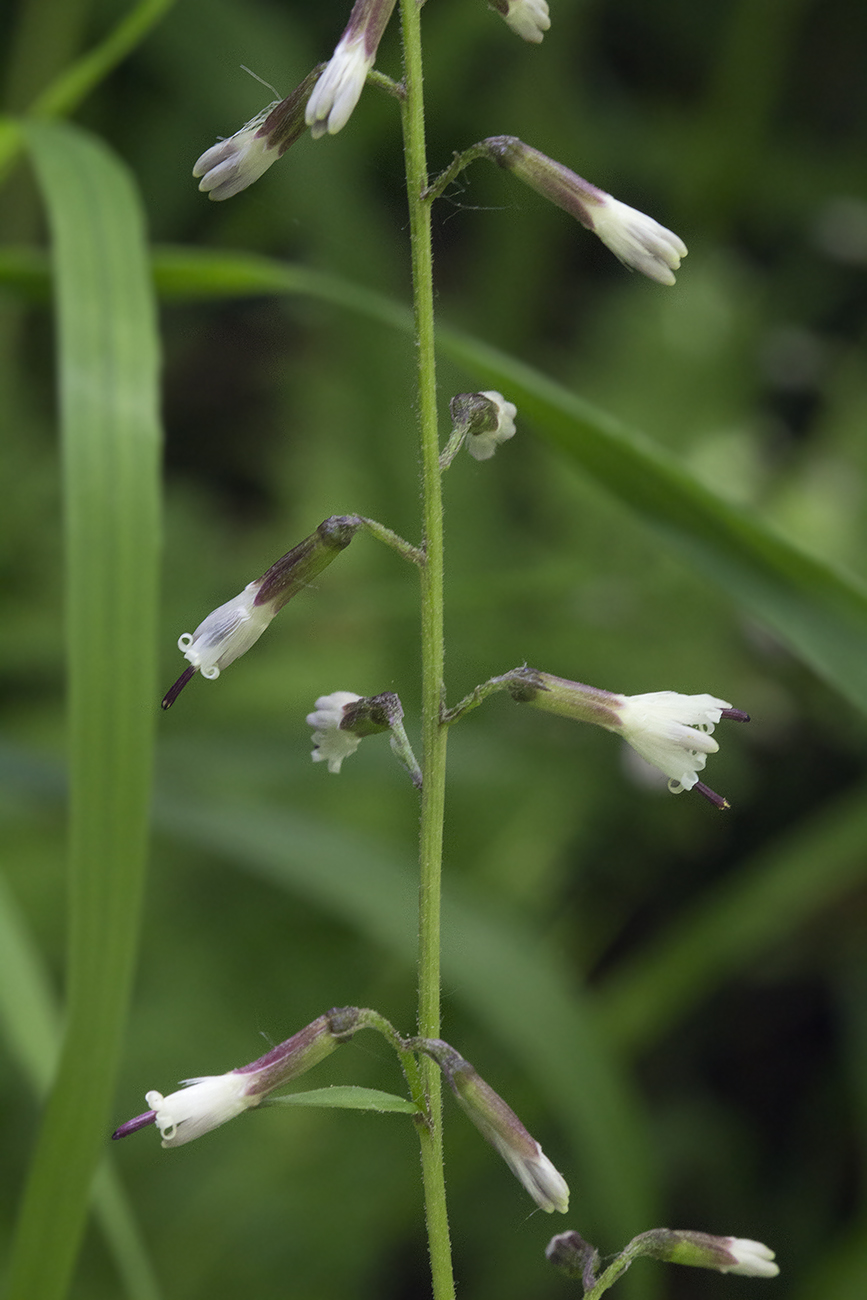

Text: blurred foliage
xmin=2 ymin=1 xmax=867 ymax=1299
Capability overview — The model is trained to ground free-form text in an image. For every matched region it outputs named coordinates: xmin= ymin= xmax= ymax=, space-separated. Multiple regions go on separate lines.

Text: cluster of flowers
xmin=192 ymin=0 xmax=685 ymax=286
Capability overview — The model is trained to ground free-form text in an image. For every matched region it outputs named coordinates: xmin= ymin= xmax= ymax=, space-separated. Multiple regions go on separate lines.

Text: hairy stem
xmin=398 ymin=1 xmax=455 ymax=1297
xmin=422 ymin=142 xmax=494 ymax=203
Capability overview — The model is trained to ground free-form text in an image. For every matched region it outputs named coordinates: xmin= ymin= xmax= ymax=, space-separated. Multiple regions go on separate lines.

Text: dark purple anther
xmin=694 ymin=782 xmax=730 ymax=810
xmin=111 ymin=1109 xmax=157 ymax=1140
xmin=161 ymin=665 xmax=197 ymax=711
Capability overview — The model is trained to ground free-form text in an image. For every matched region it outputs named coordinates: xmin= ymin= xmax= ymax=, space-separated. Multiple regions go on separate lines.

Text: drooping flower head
xmin=503 ymin=668 xmax=748 ymax=807
xmin=306 ymin=690 xmax=422 ymax=785
xmin=454 ymin=390 xmax=518 ymax=462
xmin=489 ymin=0 xmax=551 ymax=44
xmin=306 ymin=0 xmax=398 ymax=139
xmin=307 ymin=691 xmax=365 ymax=773
xmin=483 ymin=136 xmax=687 ymax=284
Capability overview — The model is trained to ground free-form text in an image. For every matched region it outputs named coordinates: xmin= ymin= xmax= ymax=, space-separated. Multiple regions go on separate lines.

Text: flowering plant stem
xmin=397 ymin=1 xmax=456 ymax=1297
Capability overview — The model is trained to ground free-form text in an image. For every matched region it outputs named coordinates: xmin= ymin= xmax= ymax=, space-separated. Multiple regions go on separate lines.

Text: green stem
xmin=422 ymin=142 xmax=493 ymax=203
xmin=441 ymin=669 xmax=528 ymax=726
xmin=398 ymin=2 xmax=455 ymax=1298
xmin=356 ymin=515 xmax=426 ymax=567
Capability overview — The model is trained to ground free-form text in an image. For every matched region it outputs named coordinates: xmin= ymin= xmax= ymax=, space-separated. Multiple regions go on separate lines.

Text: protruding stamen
xmin=694 ymin=781 xmax=730 ymax=810
xmin=161 ymin=665 xmax=197 ymax=711
xmin=111 ymin=1109 xmax=157 ymax=1140
xmin=721 ymin=708 xmax=750 ymax=723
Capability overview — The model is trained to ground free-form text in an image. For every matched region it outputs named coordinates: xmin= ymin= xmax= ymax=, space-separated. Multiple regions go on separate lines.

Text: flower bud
xmin=484 ymin=136 xmax=687 ymax=284
xmin=422 ymin=1039 xmax=569 ymax=1214
xmin=510 ymin=670 xmax=749 ymax=808
xmin=448 ymin=391 xmax=517 ymax=462
xmin=162 ymin=516 xmax=360 ymax=708
xmin=112 ymin=1009 xmax=360 ymax=1149
xmin=306 ymin=0 xmax=397 ymax=139
xmin=193 ymin=65 xmax=325 ymax=201
xmin=545 ymin=1231 xmax=600 ymax=1288
xmin=633 ymin=1230 xmax=779 ymax=1278
xmin=490 ymin=0 xmax=551 ymax=44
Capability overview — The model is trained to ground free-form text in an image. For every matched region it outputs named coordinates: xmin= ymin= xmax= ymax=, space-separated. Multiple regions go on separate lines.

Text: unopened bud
xmin=422 ymin=1039 xmax=569 ymax=1214
xmin=193 ymin=65 xmax=325 ymax=201
xmin=484 ymin=136 xmax=687 ymax=284
xmin=632 ymin=1230 xmax=780 ymax=1278
xmin=545 ymin=1230 xmax=600 ymax=1288
xmin=306 ymin=0 xmax=397 ymax=139
xmin=489 ymin=0 xmax=551 ymax=44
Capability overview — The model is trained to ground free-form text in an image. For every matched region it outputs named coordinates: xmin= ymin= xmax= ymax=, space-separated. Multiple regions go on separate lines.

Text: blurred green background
xmin=3 ymin=0 xmax=867 ymax=1298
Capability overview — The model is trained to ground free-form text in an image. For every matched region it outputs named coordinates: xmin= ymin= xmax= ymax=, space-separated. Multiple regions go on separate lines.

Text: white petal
xmin=178 ymin=581 xmax=275 ymax=679
xmin=193 ymin=125 xmax=278 ymax=201
xmin=591 ymin=197 xmax=687 ymax=285
xmin=305 ymin=38 xmax=372 ymax=138
xmin=723 ymin=1239 xmax=780 ymax=1278
xmin=498 ymin=0 xmax=551 ymax=44
xmin=146 ymin=1073 xmax=256 ymax=1148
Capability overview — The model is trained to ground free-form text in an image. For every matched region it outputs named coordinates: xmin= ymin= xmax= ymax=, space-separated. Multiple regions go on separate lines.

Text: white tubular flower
xmin=307 ymin=691 xmax=364 ymax=773
xmin=505 ymin=670 xmax=748 ymax=808
xmin=722 ymin=1239 xmax=780 ymax=1278
xmin=306 ymin=0 xmax=397 ymax=139
xmin=466 ymin=391 xmax=518 ymax=461
xmin=177 ymin=580 xmax=275 ymax=681
xmin=146 ymin=1073 xmax=259 ymax=1148
xmin=614 ymin=692 xmax=731 ymax=795
xmin=193 ymin=114 xmax=279 ymax=201
xmin=113 ymin=1013 xmax=351 ymax=1148
xmin=588 ymin=196 xmax=688 ymax=286
xmin=484 ymin=137 xmax=687 ymax=285
xmin=492 ymin=0 xmax=551 ymax=44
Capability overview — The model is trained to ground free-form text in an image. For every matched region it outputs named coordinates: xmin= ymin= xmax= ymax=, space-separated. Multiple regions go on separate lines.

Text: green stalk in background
xmin=397 ymin=1 xmax=455 ymax=1296
xmin=6 ymin=121 xmax=162 ymax=1300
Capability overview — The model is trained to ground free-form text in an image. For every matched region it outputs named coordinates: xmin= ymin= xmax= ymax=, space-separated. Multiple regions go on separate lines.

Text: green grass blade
xmin=0 ymin=876 xmax=163 ymax=1300
xmin=598 ymin=784 xmax=867 ymax=1056
xmin=0 ymin=0 xmax=176 ymax=182
xmin=434 ymin=326 xmax=867 ymax=715
xmin=7 ymin=120 xmax=161 ymax=1300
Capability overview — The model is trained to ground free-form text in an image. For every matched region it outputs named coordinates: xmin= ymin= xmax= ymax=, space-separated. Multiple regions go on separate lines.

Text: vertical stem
xmin=397 ymin=2 xmax=454 ymax=1298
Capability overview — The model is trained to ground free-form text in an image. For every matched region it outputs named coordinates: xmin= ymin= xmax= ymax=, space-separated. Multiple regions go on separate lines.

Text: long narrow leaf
xmin=269 ymin=1086 xmax=420 ymax=1114
xmin=0 ymin=876 xmax=162 ymax=1300
xmin=7 ymin=121 xmax=161 ymax=1300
